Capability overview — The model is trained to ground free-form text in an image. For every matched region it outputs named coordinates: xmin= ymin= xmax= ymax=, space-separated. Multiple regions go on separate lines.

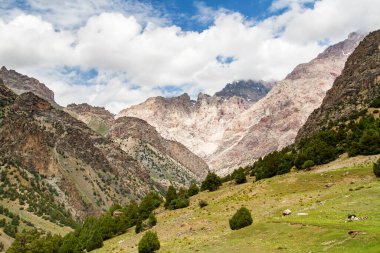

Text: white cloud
xmin=0 ymin=0 xmax=380 ymax=113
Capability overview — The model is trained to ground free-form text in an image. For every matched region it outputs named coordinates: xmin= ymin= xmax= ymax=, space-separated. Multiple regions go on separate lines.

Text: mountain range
xmin=1 ymin=28 xmax=379 ymax=252
xmin=118 ymin=32 xmax=364 ymax=175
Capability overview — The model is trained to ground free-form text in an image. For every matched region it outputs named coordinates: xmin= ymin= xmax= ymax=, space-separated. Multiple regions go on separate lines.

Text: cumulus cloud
xmin=0 ymin=0 xmax=380 ymax=113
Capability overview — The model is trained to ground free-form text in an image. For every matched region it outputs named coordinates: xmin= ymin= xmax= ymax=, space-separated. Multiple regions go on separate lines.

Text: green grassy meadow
xmin=95 ymin=155 xmax=380 ymax=253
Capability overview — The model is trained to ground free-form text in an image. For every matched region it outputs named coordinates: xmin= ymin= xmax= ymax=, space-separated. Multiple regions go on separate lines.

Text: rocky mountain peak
xmin=214 ymin=80 xmax=272 ymax=102
xmin=0 ymin=66 xmax=55 ymax=103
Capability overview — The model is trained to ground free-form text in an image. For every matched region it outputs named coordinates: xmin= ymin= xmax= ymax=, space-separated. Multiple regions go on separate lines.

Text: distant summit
xmin=215 ymin=80 xmax=273 ymax=102
xmin=0 ymin=66 xmax=55 ymax=104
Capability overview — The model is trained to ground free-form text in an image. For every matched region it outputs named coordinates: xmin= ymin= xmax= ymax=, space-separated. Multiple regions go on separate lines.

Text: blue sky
xmin=0 ymin=0 xmax=379 ymax=113
xmin=147 ymin=0 xmax=274 ymax=30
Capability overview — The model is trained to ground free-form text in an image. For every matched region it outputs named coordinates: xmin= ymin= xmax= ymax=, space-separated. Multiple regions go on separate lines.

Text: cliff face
xmin=65 ymin=103 xmax=209 ymax=187
xmin=0 ymin=81 xmax=154 ymax=219
xmin=117 ymin=33 xmax=364 ymax=175
xmin=117 ymin=93 xmax=253 ymax=160
xmin=297 ymin=30 xmax=380 ymax=141
xmin=0 ymin=66 xmax=55 ymax=104
xmin=108 ymin=117 xmax=208 ymax=188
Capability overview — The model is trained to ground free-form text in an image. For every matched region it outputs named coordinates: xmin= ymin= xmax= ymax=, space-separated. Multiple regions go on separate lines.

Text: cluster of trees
xmin=0 ymin=205 xmax=22 ymax=238
xmin=0 ymin=161 xmax=76 ymax=228
xmin=164 ymin=183 xmax=200 ymax=210
xmin=248 ymin=114 xmax=380 ymax=181
xmin=7 ymin=192 xmax=163 ymax=252
xmin=222 ymin=168 xmax=247 ymax=184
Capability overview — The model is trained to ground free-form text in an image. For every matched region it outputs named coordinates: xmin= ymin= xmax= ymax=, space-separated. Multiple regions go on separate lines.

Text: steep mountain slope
xmin=108 ymin=117 xmax=208 ymax=187
xmin=210 ymin=32 xmax=364 ymax=174
xmin=0 ymin=81 xmax=154 ymax=219
xmin=0 ymin=66 xmax=55 ymax=105
xmin=65 ymin=103 xmax=114 ymax=136
xmin=117 ymin=33 xmax=364 ymax=175
xmin=65 ymin=103 xmax=209 ymax=187
xmin=297 ymin=29 xmax=380 ymax=140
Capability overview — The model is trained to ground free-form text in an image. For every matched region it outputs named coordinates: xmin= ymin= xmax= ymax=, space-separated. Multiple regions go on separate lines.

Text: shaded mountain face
xmin=118 ymin=33 xmax=364 ymax=175
xmin=297 ymin=30 xmax=380 ymax=141
xmin=65 ymin=103 xmax=114 ymax=136
xmin=0 ymin=81 xmax=154 ymax=219
xmin=65 ymin=103 xmax=209 ymax=187
xmin=214 ymin=80 xmax=273 ymax=102
xmin=0 ymin=66 xmax=55 ymax=104
xmin=108 ymin=117 xmax=208 ymax=187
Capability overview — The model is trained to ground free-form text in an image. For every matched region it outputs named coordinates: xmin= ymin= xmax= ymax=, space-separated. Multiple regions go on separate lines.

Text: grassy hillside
xmin=95 ymin=154 xmax=380 ymax=253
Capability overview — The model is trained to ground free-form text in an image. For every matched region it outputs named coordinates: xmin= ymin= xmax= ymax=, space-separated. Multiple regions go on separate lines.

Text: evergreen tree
xmin=138 ymin=231 xmax=160 ymax=253
xmin=148 ymin=213 xmax=157 ymax=227
xmin=229 ymin=207 xmax=253 ymax=230
xmin=374 ymin=159 xmax=380 ymax=177
xmin=85 ymin=230 xmax=103 ymax=252
xmin=188 ymin=183 xmax=199 ymax=196
xmin=164 ymin=186 xmax=177 ymax=209
xmin=135 ymin=219 xmax=143 ymax=234
xmin=234 ymin=170 xmax=247 ymax=184
xmin=201 ymin=172 xmax=222 ymax=192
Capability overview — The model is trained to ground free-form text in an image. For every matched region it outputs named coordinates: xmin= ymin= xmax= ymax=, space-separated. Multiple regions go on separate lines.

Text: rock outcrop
xmin=215 ymin=80 xmax=273 ymax=101
xmin=0 ymin=66 xmax=55 ymax=104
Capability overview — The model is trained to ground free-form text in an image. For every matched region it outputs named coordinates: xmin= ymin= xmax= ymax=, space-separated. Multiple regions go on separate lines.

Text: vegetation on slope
xmin=246 ymin=111 xmax=380 ymax=181
xmin=95 ymin=155 xmax=380 ymax=253
xmin=6 ymin=192 xmax=163 ymax=252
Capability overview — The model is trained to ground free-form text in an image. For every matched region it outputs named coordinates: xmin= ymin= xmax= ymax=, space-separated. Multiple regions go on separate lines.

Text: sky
xmin=0 ymin=0 xmax=380 ymax=113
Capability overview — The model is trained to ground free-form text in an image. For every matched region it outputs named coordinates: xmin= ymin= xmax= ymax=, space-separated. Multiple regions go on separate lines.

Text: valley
xmin=0 ymin=2 xmax=379 ymax=251
xmin=95 ymin=155 xmax=380 ymax=253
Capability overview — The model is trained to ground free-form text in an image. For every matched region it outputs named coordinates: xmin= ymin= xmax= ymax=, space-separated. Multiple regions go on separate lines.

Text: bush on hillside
xmin=85 ymin=230 xmax=103 ymax=252
xmin=229 ymin=207 xmax=253 ymax=230
xmin=148 ymin=213 xmax=157 ymax=227
xmin=234 ymin=170 xmax=247 ymax=184
xmin=302 ymin=160 xmax=315 ymax=169
xmin=199 ymin=200 xmax=208 ymax=208
xmin=188 ymin=183 xmax=200 ymax=196
xmin=138 ymin=231 xmax=160 ymax=253
xmin=374 ymin=159 xmax=380 ymax=177
xmin=164 ymin=186 xmax=177 ymax=209
xmin=135 ymin=219 xmax=143 ymax=234
xmin=201 ymin=172 xmax=222 ymax=192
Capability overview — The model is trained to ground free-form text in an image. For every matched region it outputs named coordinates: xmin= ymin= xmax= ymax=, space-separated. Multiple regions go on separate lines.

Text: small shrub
xmin=229 ymin=207 xmax=253 ymax=230
xmin=138 ymin=231 xmax=160 ymax=253
xmin=85 ymin=230 xmax=103 ymax=252
xmin=374 ymin=159 xmax=380 ymax=177
xmin=302 ymin=160 xmax=315 ymax=169
xmin=135 ymin=219 xmax=143 ymax=234
xmin=188 ymin=183 xmax=200 ymax=196
xmin=169 ymin=198 xmax=189 ymax=210
xmin=199 ymin=200 xmax=208 ymax=208
xmin=148 ymin=213 xmax=157 ymax=227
